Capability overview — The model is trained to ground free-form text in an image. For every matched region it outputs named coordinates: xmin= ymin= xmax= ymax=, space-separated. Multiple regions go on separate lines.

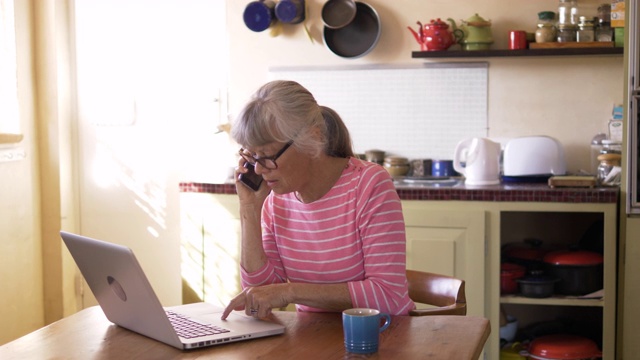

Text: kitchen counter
xmin=179 ymin=179 xmax=619 ymax=203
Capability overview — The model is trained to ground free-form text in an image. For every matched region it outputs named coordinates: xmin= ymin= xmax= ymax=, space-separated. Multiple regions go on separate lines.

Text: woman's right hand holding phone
xmin=235 ymin=158 xmax=270 ymax=206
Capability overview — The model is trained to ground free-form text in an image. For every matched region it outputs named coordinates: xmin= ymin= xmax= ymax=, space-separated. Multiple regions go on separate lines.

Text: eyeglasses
xmin=239 ymin=141 xmax=293 ymax=170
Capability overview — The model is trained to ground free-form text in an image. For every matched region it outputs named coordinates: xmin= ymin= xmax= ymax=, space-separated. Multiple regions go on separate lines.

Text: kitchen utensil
xmin=502 ymin=238 xmax=550 ymax=272
xmin=448 ymin=14 xmax=494 ymax=51
xmin=499 ymin=315 xmax=518 ymax=342
xmin=321 ymin=0 xmax=357 ymax=29
xmin=323 ymin=2 xmax=380 ymax=59
xmin=407 ymin=18 xmax=463 ymax=51
xmin=453 ymin=137 xmax=501 ymax=185
xmin=500 ymin=342 xmax=527 ymax=360
xmin=509 ymin=30 xmax=528 ymax=49
xmin=243 ymin=0 xmax=277 ymax=32
xmin=383 ymin=156 xmax=410 ymax=177
xmin=517 ymin=271 xmax=559 ymax=298
xmin=364 ymin=149 xmax=385 ymax=164
xmin=523 ymin=334 xmax=602 ymax=360
xmin=410 ymin=159 xmax=432 ymax=176
xmin=275 ymin=0 xmax=305 ymax=24
xmin=502 ymin=136 xmax=567 ymax=181
xmin=431 ymin=159 xmax=456 ymax=177
xmin=548 ymin=176 xmax=597 ymax=188
xmin=543 ymin=249 xmax=604 ymax=295
xmin=501 ymin=263 xmax=526 ymax=294
xmin=342 ymin=308 xmax=391 ymax=354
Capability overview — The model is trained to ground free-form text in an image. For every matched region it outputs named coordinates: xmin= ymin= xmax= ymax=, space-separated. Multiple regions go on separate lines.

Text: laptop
xmin=60 ymin=231 xmax=285 ymax=350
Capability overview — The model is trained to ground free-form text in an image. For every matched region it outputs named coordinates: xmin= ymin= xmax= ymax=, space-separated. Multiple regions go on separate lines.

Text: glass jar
xmin=557 ymin=24 xmax=577 ymax=42
xmin=596 ymin=23 xmax=613 ymax=41
xmin=597 ymin=153 xmax=621 ymax=186
xmin=596 ymin=3 xmax=613 ymax=42
xmin=601 ymin=139 xmax=622 ymax=154
xmin=535 ymin=11 xmax=557 ymax=43
xmin=597 ymin=3 xmax=611 ymax=23
xmin=577 ymin=16 xmax=595 ymax=42
xmin=558 ymin=0 xmax=578 ymax=25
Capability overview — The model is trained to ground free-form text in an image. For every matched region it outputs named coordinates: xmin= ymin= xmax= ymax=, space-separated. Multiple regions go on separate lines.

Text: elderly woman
xmin=221 ymin=80 xmax=414 ymax=319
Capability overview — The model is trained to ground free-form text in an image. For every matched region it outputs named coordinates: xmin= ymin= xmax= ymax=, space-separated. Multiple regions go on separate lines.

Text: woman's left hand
xmin=221 ymin=284 xmax=290 ymax=320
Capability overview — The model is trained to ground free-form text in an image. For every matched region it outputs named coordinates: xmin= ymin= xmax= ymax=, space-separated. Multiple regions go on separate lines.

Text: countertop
xmin=179 ymin=178 xmax=619 ymax=204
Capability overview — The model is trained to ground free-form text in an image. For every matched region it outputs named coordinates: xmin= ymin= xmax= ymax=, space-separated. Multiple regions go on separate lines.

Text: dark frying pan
xmin=323 ymin=2 xmax=381 ymax=59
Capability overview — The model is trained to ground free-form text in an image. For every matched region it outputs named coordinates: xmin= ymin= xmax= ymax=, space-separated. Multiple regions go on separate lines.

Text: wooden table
xmin=0 ymin=306 xmax=490 ymax=359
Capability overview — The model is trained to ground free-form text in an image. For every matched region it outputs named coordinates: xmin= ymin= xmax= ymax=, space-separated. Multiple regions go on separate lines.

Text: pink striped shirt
xmin=241 ymin=157 xmax=415 ymax=315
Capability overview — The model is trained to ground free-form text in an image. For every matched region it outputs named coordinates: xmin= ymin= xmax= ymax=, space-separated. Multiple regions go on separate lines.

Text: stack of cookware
xmin=501 ymin=238 xmax=604 ymax=298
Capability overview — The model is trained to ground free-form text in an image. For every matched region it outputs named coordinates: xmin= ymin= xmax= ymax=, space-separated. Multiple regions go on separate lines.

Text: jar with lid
xmin=577 ymin=16 xmax=595 ymax=42
xmin=597 ymin=153 xmax=621 ymax=186
xmin=535 ymin=11 xmax=557 ymax=43
xmin=601 ymin=139 xmax=622 ymax=154
xmin=383 ymin=156 xmax=410 ymax=177
xmin=557 ymin=24 xmax=577 ymax=42
xmin=596 ymin=3 xmax=613 ymax=41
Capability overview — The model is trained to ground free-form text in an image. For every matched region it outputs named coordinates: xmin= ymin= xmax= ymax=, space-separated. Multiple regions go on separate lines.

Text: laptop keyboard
xmin=166 ymin=311 xmax=230 ymax=339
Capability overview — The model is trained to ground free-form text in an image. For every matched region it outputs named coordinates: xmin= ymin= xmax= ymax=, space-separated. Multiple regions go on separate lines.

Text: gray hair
xmin=231 ymin=80 xmax=354 ymax=158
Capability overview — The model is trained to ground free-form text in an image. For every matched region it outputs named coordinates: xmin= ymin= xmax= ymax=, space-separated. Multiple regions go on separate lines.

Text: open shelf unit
xmin=412 ymin=47 xmax=623 ymax=58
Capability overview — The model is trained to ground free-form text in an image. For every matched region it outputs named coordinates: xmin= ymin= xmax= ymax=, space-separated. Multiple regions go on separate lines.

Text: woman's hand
xmin=221 ymin=284 xmax=291 ymax=320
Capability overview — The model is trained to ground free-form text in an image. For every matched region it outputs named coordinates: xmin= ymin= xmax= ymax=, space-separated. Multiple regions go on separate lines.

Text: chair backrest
xmin=406 ymin=269 xmax=467 ymax=316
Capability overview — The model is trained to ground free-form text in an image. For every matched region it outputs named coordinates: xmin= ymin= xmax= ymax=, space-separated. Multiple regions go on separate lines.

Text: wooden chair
xmin=406 ymin=269 xmax=467 ymax=316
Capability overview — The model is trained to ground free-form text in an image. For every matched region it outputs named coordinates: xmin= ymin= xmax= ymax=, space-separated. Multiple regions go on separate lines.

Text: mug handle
xmin=379 ymin=313 xmax=391 ymax=332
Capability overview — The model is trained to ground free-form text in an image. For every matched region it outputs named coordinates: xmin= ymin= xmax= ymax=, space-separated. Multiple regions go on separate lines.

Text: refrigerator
xmin=628 ymin=0 xmax=640 ymax=214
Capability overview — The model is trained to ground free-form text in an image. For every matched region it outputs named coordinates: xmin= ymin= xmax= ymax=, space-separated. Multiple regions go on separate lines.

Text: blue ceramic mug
xmin=432 ymin=159 xmax=456 ymax=177
xmin=342 ymin=308 xmax=391 ymax=354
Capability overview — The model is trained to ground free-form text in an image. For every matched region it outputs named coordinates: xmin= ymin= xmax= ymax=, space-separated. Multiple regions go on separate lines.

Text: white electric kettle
xmin=453 ymin=137 xmax=501 ymax=185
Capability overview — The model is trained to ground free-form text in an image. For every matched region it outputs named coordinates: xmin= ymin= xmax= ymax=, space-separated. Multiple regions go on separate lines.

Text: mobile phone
xmin=239 ymin=162 xmax=263 ymax=191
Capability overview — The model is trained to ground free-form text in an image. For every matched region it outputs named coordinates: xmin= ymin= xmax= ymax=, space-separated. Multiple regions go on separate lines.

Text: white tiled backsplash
xmin=270 ymin=63 xmax=488 ymax=161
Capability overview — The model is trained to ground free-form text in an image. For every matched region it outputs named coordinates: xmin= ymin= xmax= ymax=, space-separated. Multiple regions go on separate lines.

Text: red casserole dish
xmin=526 ymin=334 xmax=602 ymax=360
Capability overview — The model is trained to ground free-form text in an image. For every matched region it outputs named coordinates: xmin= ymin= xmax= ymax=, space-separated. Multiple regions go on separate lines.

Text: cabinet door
xmin=181 ymin=193 xmax=241 ymax=307
xmin=402 ymin=204 xmax=486 ymax=317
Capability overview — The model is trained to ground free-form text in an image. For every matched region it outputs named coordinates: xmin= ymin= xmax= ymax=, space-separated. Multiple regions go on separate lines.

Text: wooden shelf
xmin=412 ymin=46 xmax=623 ymax=58
xmin=500 ymin=295 xmax=604 ymax=307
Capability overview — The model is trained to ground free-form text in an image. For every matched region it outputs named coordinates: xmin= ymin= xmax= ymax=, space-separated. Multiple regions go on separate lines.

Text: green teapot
xmin=447 ymin=13 xmax=494 ymax=51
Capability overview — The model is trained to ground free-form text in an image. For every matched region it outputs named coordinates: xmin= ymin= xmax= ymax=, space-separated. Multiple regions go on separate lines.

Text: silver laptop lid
xmin=61 ymin=231 xmax=184 ymax=348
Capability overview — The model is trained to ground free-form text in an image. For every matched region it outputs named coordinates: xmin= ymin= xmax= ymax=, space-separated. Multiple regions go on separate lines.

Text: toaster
xmin=503 ymin=136 xmax=567 ymax=178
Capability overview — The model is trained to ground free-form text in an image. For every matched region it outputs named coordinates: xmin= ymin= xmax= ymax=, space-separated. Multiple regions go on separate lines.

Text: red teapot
xmin=407 ymin=18 xmax=463 ymax=51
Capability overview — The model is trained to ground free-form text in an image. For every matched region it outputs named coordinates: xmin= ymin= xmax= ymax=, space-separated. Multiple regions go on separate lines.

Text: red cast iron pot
xmin=503 ymin=238 xmax=550 ymax=272
xmin=525 ymin=334 xmax=602 ymax=360
xmin=500 ymin=263 xmax=526 ymax=294
xmin=543 ymin=249 xmax=604 ymax=296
